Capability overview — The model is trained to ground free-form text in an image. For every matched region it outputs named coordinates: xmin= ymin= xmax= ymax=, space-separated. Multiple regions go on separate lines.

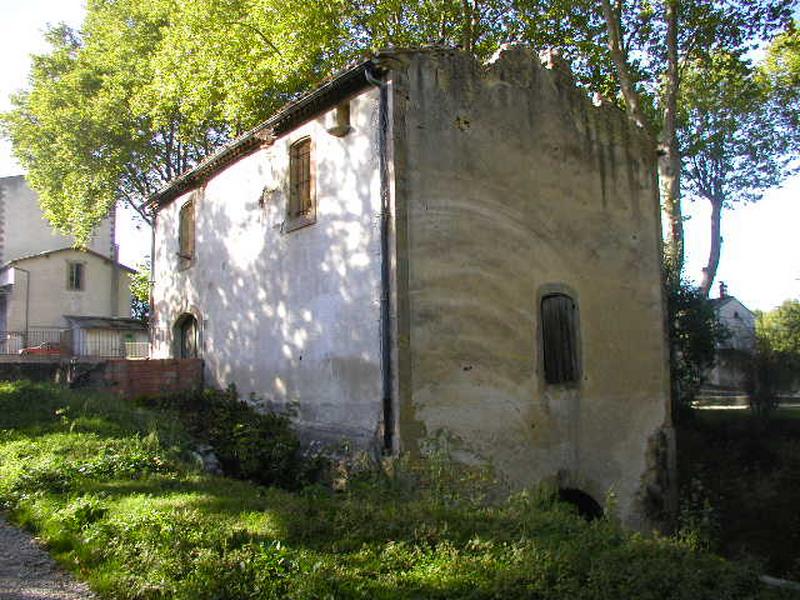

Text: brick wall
xmin=101 ymin=359 xmax=203 ymax=397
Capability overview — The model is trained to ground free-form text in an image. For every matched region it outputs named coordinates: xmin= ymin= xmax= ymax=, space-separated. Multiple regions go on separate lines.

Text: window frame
xmin=538 ymin=289 xmax=582 ymax=386
xmin=66 ymin=261 xmax=86 ymax=291
xmin=285 ymin=136 xmax=316 ymax=232
xmin=178 ymin=197 xmax=196 ymax=269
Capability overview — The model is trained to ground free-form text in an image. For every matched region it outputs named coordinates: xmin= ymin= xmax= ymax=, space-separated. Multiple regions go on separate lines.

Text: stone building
xmin=0 ymin=175 xmax=145 ymax=356
xmin=149 ymin=47 xmax=673 ymax=528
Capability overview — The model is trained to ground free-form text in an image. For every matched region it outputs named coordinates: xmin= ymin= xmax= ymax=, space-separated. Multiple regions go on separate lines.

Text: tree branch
xmin=599 ymin=0 xmax=650 ymax=131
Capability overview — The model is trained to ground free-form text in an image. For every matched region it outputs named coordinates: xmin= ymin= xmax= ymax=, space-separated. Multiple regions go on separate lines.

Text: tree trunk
xmin=599 ymin=0 xmax=650 ymax=130
xmin=700 ymin=198 xmax=723 ymax=297
xmin=659 ymin=150 xmax=683 ymax=276
xmin=660 ymin=0 xmax=683 ymax=275
xmin=600 ymin=0 xmax=685 ymax=275
xmin=461 ymin=0 xmax=477 ymax=54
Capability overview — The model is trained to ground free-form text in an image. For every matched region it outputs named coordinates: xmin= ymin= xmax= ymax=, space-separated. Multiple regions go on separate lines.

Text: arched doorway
xmin=174 ymin=313 xmax=199 ymax=358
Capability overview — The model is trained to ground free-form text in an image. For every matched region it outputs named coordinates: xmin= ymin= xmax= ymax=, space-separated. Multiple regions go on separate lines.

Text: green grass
xmin=0 ymin=380 xmax=794 ymax=599
xmin=678 ymin=407 xmax=800 ymax=580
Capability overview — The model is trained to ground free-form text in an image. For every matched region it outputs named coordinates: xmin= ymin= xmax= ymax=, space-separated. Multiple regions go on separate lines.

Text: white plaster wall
xmin=0 ymin=175 xmax=113 ymax=263
xmin=5 ymin=251 xmax=132 ymax=331
xmin=152 ymin=88 xmax=384 ymax=448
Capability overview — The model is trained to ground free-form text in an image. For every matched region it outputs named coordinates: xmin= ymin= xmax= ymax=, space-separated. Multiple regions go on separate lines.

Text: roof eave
xmin=147 ymin=59 xmax=380 ymax=211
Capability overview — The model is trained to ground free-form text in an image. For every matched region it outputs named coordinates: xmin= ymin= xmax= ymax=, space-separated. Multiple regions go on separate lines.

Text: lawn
xmin=0 ymin=380 xmax=795 ymax=599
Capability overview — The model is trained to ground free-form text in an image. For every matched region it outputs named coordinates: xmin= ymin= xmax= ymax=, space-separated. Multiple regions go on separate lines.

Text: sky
xmin=0 ymin=0 xmax=798 ymax=310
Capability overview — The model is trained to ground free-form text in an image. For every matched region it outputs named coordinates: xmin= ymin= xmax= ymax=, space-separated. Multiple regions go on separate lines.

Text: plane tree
xmin=2 ymin=0 xmax=796 ymax=261
xmin=0 ymin=0 xmax=348 ymax=243
xmin=680 ymin=49 xmax=799 ymax=296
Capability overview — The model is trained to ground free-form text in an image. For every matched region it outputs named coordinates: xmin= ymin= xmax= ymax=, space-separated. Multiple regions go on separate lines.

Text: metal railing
xmin=124 ymin=341 xmax=149 ymax=359
xmin=0 ymin=327 xmax=65 ymax=355
xmin=0 ymin=328 xmax=148 ymax=359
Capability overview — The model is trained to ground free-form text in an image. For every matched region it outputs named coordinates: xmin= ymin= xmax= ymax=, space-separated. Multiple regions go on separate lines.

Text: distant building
xmin=705 ymin=282 xmax=756 ymax=392
xmin=0 ymin=175 xmax=146 ymax=357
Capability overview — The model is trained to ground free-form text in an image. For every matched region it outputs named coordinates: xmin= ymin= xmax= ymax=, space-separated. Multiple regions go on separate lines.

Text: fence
xmin=0 ymin=328 xmax=148 ymax=359
xmin=0 ymin=328 xmax=64 ymax=355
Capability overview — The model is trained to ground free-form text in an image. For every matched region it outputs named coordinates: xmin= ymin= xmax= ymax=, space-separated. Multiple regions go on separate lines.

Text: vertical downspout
xmin=366 ymin=65 xmax=394 ymax=454
xmin=15 ymin=266 xmax=30 ymax=347
xmin=149 ymin=212 xmax=157 ymax=356
xmin=109 ymin=204 xmax=119 ymax=317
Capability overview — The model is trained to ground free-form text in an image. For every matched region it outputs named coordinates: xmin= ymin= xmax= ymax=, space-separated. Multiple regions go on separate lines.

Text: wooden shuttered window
xmin=289 ymin=138 xmax=312 ymax=217
xmin=541 ymin=293 xmax=580 ymax=385
xmin=178 ymin=200 xmax=195 ymax=263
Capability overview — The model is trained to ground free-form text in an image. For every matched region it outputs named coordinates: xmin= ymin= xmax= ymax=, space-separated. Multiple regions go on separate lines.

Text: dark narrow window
xmin=178 ymin=200 xmax=195 ymax=265
xmin=541 ymin=293 xmax=580 ymax=384
xmin=289 ymin=137 xmax=312 ymax=217
xmin=67 ymin=262 xmax=85 ymax=291
xmin=175 ymin=314 xmax=198 ymax=358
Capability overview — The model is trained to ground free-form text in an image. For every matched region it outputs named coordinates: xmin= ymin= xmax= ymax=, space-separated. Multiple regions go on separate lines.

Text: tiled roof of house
xmin=0 ymin=247 xmax=136 ymax=273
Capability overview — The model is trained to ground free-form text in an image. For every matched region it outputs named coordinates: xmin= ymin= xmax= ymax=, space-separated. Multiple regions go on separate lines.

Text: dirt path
xmin=0 ymin=515 xmax=95 ymax=599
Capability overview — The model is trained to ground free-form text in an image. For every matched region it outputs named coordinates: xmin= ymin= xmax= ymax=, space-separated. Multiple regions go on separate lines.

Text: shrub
xmin=665 ymin=273 xmax=728 ymax=420
xmin=137 ymin=387 xmax=302 ymax=488
xmin=751 ymin=300 xmax=800 ymax=417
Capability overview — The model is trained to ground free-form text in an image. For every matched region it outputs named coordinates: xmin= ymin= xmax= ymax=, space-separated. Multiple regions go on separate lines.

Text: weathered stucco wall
xmin=0 ymin=175 xmax=113 ymax=263
xmin=5 ymin=251 xmax=132 ymax=331
xmin=390 ymin=47 xmax=671 ymax=527
xmin=152 ymin=89 xmax=385 ymax=448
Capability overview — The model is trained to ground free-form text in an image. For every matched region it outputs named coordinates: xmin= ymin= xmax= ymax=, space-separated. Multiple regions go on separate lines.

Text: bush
xmin=751 ymin=301 xmax=800 ymax=417
xmin=137 ymin=387 xmax=303 ymax=488
xmin=665 ymin=274 xmax=728 ymax=420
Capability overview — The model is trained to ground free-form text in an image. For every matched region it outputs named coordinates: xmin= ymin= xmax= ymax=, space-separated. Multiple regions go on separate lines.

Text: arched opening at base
xmin=558 ymin=488 xmax=603 ymax=521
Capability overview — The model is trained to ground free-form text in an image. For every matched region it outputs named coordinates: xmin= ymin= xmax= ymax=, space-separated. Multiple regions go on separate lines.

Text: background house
xmin=0 ymin=175 xmax=144 ymax=357
xmin=703 ymin=282 xmax=757 ymax=394
xmin=150 ymin=47 xmax=673 ymax=528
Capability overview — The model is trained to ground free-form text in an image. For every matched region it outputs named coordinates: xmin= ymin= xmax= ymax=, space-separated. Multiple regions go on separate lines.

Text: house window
xmin=286 ymin=137 xmax=315 ymax=230
xmin=67 ymin=262 xmax=85 ymax=291
xmin=178 ymin=200 xmax=195 ymax=266
xmin=541 ymin=293 xmax=580 ymax=385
